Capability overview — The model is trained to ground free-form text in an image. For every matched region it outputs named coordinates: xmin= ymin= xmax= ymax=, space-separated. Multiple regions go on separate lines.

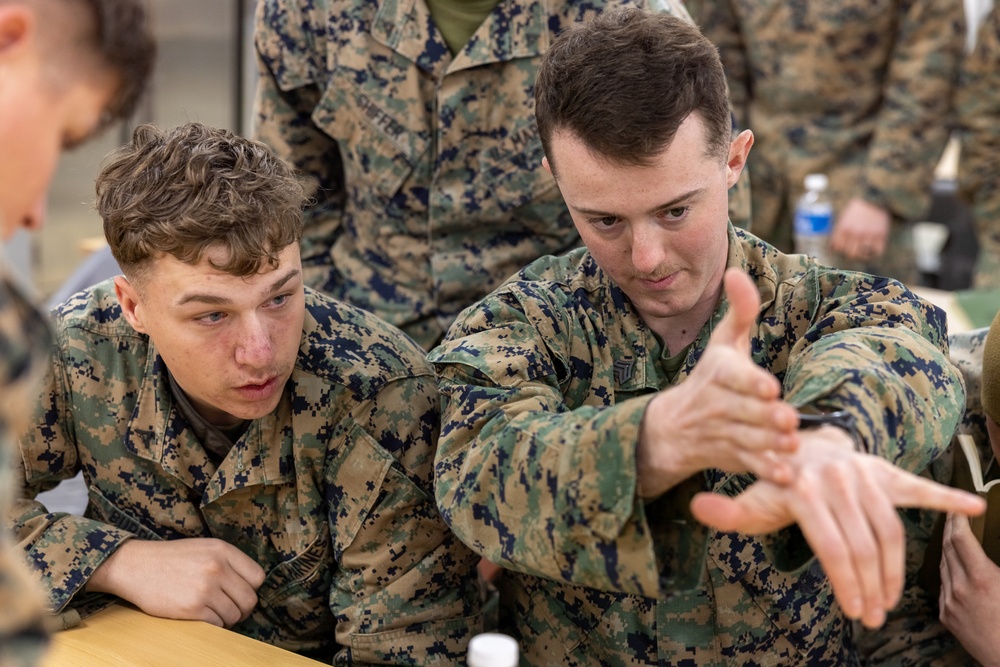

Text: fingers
xmin=710 ymin=268 xmax=761 ymax=354
xmin=218 ymin=576 xmax=261 ymax=627
xmin=882 ymin=463 xmax=987 ymax=516
xmin=689 ymin=488 xmax=790 ymax=535
xmin=228 ymin=547 xmax=267 ymax=589
xmin=943 ymin=511 xmax=985 ymax=572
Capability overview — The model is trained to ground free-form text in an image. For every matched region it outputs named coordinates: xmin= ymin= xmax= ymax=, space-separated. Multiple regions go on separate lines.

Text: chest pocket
xmin=478 ymin=120 xmax=559 ymax=214
xmin=312 ymin=69 xmax=428 ymax=202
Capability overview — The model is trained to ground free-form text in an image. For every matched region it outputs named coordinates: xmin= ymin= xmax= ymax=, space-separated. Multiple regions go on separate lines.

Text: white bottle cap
xmin=468 ymin=633 xmax=519 ymax=667
xmin=804 ymin=173 xmax=828 ymax=191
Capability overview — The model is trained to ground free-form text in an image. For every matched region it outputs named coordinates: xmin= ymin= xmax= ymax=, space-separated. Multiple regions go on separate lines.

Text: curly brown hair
xmin=535 ymin=7 xmax=731 ymax=175
xmin=96 ymin=123 xmax=305 ymax=285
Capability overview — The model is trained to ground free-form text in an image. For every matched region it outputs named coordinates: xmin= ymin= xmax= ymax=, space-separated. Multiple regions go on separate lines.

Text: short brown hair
xmin=535 ymin=8 xmax=731 ymax=173
xmin=97 ymin=123 xmax=306 ymax=284
xmin=20 ymin=0 xmax=156 ymax=125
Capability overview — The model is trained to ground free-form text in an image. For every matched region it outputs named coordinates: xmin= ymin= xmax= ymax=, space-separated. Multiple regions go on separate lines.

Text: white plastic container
xmin=467 ymin=632 xmax=519 ymax=667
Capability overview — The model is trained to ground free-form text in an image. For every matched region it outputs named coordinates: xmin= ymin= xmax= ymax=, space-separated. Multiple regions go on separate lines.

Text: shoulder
xmin=299 ymin=288 xmax=432 ymax=397
xmin=445 ymin=248 xmax=605 ymax=338
xmin=255 ymin=0 xmax=339 ymax=89
xmin=49 ymin=279 xmax=138 ymax=342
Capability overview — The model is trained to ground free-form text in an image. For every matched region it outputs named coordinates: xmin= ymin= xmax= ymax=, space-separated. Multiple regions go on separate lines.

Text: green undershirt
xmin=425 ymin=0 xmax=501 ymax=55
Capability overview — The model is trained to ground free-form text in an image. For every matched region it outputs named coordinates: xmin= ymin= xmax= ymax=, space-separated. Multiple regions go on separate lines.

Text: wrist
xmin=637 ymin=394 xmax=694 ymax=499
xmin=85 ymin=538 xmax=135 ymax=596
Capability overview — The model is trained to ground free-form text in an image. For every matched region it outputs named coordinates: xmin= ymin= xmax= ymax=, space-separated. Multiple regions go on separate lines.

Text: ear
xmin=726 ymin=129 xmax=754 ymax=189
xmin=542 ymin=156 xmax=552 ymax=175
xmin=113 ymin=275 xmax=148 ymax=334
xmin=0 ymin=6 xmax=34 ymax=55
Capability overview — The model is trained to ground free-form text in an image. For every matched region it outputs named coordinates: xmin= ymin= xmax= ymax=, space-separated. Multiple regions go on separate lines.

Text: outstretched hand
xmin=636 ymin=269 xmax=799 ymax=499
xmin=690 ymin=426 xmax=985 ymax=629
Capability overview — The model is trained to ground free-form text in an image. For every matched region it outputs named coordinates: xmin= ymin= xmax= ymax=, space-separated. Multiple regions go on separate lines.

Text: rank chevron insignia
xmin=613 ymin=357 xmax=635 ymax=384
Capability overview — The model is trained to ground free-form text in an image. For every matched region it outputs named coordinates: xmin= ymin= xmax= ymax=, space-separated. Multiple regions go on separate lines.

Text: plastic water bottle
xmin=468 ymin=632 xmax=519 ymax=667
xmin=793 ymin=173 xmax=834 ymax=266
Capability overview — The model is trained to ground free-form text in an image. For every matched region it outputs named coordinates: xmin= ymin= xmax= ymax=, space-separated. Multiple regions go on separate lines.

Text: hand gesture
xmin=940 ymin=512 xmax=1000 ymax=665
xmin=689 ymin=426 xmax=985 ymax=629
xmin=637 ymin=268 xmax=799 ymax=498
xmin=87 ymin=537 xmax=266 ymax=627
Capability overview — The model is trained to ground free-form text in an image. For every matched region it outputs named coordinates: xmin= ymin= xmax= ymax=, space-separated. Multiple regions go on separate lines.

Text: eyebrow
xmin=573 ymin=186 xmax=707 ymax=218
xmin=174 ymin=268 xmax=301 ymax=307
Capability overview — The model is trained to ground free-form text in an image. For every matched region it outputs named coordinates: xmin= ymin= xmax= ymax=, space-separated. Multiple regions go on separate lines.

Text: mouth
xmin=638 ymin=271 xmax=677 ymax=289
xmin=235 ymin=376 xmax=280 ymax=401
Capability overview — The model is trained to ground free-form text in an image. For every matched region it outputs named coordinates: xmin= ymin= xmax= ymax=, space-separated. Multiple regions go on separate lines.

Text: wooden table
xmin=38 ymin=604 xmax=324 ymax=667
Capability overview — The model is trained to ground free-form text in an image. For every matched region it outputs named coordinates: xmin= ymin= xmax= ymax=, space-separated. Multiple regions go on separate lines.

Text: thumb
xmin=690 ymin=491 xmax=765 ymax=534
xmin=708 ymin=268 xmax=760 ymax=353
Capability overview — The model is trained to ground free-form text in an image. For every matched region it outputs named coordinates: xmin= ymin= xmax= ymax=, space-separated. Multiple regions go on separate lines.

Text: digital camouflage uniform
xmin=10 ymin=282 xmax=482 ymax=665
xmin=855 ymin=328 xmax=987 ymax=667
xmin=0 ymin=276 xmax=50 ymax=667
xmin=430 ymin=226 xmax=963 ymax=666
xmin=958 ymin=6 xmax=1000 ymax=288
xmin=253 ymin=0 xmax=750 ymax=350
xmin=689 ymin=0 xmax=965 ymax=284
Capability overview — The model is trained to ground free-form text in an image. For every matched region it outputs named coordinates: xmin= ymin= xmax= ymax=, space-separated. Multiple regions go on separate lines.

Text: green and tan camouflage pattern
xmin=957 ymin=6 xmax=1000 ymax=288
xmin=690 ymin=0 xmax=965 ymax=283
xmin=430 ymin=226 xmax=963 ymax=666
xmin=11 ymin=282 xmax=482 ymax=665
xmin=855 ymin=327 xmax=989 ymax=666
xmin=0 ymin=275 xmax=51 ymax=667
xmin=252 ymin=0 xmax=748 ymax=350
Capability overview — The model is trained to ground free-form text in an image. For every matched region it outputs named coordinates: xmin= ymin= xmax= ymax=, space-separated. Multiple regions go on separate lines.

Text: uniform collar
xmin=371 ymin=0 xmax=549 ymax=76
xmin=122 ymin=347 xmax=295 ymax=506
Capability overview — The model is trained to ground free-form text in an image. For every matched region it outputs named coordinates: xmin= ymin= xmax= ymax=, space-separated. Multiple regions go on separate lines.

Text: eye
xmin=589 ymin=216 xmax=619 ymax=229
xmin=197 ymin=312 xmax=226 ymax=324
xmin=661 ymin=206 xmax=690 ymax=221
xmin=270 ymin=293 xmax=290 ymax=307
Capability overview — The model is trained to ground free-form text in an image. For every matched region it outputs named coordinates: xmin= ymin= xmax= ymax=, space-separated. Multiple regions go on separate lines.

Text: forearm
xmin=11 ymin=498 xmax=133 ymax=611
xmin=781 ymin=275 xmax=961 ymax=472
xmin=435 ymin=380 xmax=708 ymax=596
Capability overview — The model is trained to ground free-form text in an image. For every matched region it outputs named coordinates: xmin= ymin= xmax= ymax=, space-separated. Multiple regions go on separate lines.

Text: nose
xmin=630 ymin=221 xmax=668 ymax=275
xmin=234 ymin=315 xmax=274 ymax=369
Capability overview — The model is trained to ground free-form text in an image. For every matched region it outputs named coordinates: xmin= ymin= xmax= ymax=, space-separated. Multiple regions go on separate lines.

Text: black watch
xmin=797 ymin=409 xmax=861 ymax=448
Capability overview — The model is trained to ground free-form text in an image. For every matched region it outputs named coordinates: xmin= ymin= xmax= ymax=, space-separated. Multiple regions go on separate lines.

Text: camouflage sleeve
xmin=957 ymin=8 xmax=1000 ymax=288
xmin=11 ymin=346 xmax=135 ymax=613
xmin=780 ymin=270 xmax=964 ymax=475
xmin=431 ymin=290 xmax=710 ymax=599
xmin=688 ymin=0 xmax=749 ymax=128
xmin=330 ymin=374 xmax=482 ymax=665
xmin=860 ymin=0 xmax=964 ymax=221
xmin=253 ymin=0 xmax=345 ymax=260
